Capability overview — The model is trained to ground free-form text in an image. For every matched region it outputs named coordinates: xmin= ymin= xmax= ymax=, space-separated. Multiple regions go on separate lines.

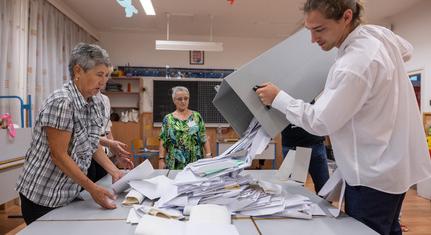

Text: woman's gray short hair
xmin=68 ymin=42 xmax=112 ymax=79
xmin=171 ymin=86 xmax=189 ymax=101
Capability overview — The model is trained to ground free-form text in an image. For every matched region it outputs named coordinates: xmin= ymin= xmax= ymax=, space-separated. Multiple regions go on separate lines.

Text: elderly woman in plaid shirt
xmin=16 ymin=43 xmax=124 ymax=225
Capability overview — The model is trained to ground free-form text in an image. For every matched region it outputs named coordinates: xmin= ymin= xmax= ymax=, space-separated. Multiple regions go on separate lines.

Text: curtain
xmin=27 ymin=0 xmax=95 ymax=123
xmin=0 ymin=0 xmax=29 ymax=126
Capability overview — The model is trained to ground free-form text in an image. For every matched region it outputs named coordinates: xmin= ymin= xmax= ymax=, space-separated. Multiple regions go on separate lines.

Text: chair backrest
xmin=145 ymin=136 xmax=160 ymax=150
xmin=131 ymin=139 xmax=144 ymax=151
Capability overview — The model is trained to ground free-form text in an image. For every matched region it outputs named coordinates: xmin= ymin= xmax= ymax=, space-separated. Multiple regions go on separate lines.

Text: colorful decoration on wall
xmin=0 ymin=113 xmax=16 ymax=138
xmin=227 ymin=0 xmax=235 ymax=5
xmin=117 ymin=0 xmax=138 ymax=18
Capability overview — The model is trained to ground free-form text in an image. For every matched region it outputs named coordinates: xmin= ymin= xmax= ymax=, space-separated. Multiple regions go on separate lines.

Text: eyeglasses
xmin=175 ymin=97 xmax=189 ymax=102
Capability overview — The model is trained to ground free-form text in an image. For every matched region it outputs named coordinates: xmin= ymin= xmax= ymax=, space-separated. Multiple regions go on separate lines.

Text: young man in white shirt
xmin=255 ymin=0 xmax=431 ymax=234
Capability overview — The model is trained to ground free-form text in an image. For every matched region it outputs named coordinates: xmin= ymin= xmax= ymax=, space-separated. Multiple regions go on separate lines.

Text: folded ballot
xmin=112 ymin=159 xmax=154 ymax=193
xmin=134 ymin=205 xmax=239 ymax=235
xmin=122 ymin=189 xmax=145 ymax=205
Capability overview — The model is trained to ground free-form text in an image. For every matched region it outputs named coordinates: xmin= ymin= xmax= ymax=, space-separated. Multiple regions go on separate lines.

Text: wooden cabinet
xmin=104 ymin=77 xmax=142 ymax=111
xmin=110 ymin=121 xmax=141 ymax=152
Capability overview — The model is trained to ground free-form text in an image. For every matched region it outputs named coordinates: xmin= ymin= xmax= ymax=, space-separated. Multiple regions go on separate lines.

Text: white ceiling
xmin=62 ymin=0 xmax=422 ymax=39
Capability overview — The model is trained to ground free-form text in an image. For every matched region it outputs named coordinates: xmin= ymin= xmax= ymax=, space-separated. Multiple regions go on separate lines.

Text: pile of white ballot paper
xmin=135 ymin=204 xmax=240 ymax=235
xmin=112 ymin=118 xmax=327 ymax=234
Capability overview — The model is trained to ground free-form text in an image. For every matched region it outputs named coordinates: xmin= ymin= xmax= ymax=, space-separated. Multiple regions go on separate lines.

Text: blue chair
xmin=131 ymin=138 xmax=159 ymax=163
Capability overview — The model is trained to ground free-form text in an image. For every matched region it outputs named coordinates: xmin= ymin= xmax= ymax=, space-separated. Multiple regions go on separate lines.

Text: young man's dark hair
xmin=303 ymin=0 xmax=364 ymax=27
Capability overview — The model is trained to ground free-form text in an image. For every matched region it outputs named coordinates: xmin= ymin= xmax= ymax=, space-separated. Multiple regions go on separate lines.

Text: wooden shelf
xmin=110 ymin=77 xmax=141 ymax=80
xmin=103 ymin=91 xmax=140 ymax=95
xmin=111 ymin=121 xmax=141 ymax=151
xmin=111 ymin=106 xmax=139 ymax=109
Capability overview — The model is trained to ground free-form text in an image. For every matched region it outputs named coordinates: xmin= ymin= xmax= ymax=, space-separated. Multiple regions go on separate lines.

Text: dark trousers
xmin=282 ymin=142 xmax=330 ymax=193
xmin=19 ymin=193 xmax=55 ymax=225
xmin=87 ymin=159 xmax=108 ymax=183
xmin=345 ymin=184 xmax=406 ymax=235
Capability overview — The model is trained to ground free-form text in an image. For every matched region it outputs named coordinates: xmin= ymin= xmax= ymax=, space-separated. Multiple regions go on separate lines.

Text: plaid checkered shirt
xmin=16 ymin=81 xmax=106 ymax=207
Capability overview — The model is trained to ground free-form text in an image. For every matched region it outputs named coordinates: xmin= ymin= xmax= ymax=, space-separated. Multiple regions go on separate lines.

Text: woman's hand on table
xmin=89 ymin=185 xmax=117 ymax=209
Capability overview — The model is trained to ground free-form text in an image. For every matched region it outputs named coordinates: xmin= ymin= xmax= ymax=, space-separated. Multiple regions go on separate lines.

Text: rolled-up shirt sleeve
xmin=39 ymin=98 xmax=74 ymax=132
xmin=272 ymin=70 xmax=371 ymax=136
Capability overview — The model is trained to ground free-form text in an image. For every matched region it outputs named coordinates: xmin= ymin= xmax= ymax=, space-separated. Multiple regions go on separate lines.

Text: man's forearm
xmin=99 ymin=136 xmax=112 ymax=148
xmin=93 ymin=145 xmax=119 ymax=176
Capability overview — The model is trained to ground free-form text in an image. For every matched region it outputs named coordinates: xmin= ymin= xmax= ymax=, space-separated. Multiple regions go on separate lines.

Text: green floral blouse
xmin=159 ymin=111 xmax=207 ymax=170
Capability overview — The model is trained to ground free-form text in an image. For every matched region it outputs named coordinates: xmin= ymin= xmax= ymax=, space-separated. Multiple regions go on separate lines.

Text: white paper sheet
xmin=189 ymin=204 xmax=231 ymax=224
xmin=112 ymin=160 xmax=154 ymax=193
xmin=310 ymin=203 xmax=327 ymax=216
xmin=257 ymin=180 xmax=282 ymax=195
xmin=318 ymin=168 xmax=345 ymax=217
xmin=247 ymin=127 xmax=271 ymax=160
xmin=135 ymin=214 xmax=185 ymax=235
xmin=290 ymin=147 xmax=312 ymax=183
xmin=276 ymin=150 xmax=296 ymax=181
xmin=129 ymin=180 xmax=159 ymax=200
xmin=134 ymin=205 xmax=239 ymax=235
xmin=126 ymin=206 xmax=141 ymax=224
xmin=123 ymin=189 xmax=145 ymax=205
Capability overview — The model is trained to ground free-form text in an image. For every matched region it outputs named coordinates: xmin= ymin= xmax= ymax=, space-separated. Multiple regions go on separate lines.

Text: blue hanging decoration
xmin=116 ymin=0 xmax=138 ymax=18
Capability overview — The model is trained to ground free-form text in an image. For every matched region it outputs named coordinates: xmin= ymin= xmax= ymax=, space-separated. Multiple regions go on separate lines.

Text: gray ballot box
xmin=213 ymin=28 xmax=337 ymax=138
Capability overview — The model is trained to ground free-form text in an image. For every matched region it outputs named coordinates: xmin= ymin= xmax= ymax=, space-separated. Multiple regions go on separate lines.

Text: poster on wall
xmin=190 ymin=51 xmax=204 ymax=65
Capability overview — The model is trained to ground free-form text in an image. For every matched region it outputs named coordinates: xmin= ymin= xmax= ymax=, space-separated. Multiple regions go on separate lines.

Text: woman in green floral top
xmin=159 ymin=86 xmax=211 ymax=169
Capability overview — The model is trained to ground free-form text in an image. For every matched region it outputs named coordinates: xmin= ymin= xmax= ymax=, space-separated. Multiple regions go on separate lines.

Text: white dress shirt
xmin=100 ymin=93 xmax=112 ymax=134
xmin=272 ymin=25 xmax=431 ymax=194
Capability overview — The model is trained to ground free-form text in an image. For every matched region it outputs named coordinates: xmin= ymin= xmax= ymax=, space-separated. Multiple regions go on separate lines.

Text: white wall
xmin=99 ymin=0 xmax=431 ymax=110
xmin=99 ymin=32 xmax=281 ymax=69
xmin=389 ymin=0 xmax=431 ymax=112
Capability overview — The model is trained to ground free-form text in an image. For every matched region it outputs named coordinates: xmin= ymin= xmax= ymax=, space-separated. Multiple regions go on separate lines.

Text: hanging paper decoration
xmin=227 ymin=0 xmax=235 ymax=5
xmin=117 ymin=0 xmax=138 ymax=18
xmin=0 ymin=113 xmax=16 ymax=138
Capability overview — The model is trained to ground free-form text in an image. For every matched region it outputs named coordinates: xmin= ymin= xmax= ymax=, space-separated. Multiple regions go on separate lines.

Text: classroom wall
xmin=99 ymin=31 xmax=282 ymax=69
xmin=389 ymin=0 xmax=431 ymax=113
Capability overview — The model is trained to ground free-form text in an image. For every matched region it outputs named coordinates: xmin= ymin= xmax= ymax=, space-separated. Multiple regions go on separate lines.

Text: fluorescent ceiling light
xmin=139 ymin=0 xmax=156 ymax=15
xmin=156 ymin=40 xmax=223 ymax=52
